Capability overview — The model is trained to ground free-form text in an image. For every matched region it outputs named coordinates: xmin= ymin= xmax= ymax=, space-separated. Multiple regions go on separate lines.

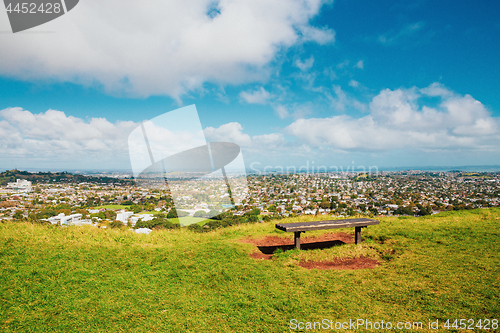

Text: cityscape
xmin=1 ymin=169 xmax=498 ymax=232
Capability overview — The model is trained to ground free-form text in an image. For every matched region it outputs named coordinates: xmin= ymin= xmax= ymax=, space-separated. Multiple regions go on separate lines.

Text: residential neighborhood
xmin=1 ymin=170 xmax=498 ymax=229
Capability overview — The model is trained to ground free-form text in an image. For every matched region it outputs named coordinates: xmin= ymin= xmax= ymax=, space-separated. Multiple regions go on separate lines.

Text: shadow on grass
xmin=257 ymin=240 xmax=346 ymax=255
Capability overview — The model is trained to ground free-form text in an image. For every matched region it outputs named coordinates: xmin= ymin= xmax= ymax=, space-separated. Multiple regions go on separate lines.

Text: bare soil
xmin=241 ymin=232 xmax=380 ymax=270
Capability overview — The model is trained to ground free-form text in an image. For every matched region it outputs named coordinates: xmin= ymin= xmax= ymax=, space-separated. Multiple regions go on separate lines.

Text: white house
xmin=116 ymin=210 xmax=134 ymax=224
xmin=7 ymin=179 xmax=32 ymax=192
xmin=48 ymin=213 xmax=83 ymax=225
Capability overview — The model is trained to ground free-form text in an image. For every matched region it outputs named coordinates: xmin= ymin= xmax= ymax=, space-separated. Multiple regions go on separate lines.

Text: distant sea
xmin=1 ymin=165 xmax=500 ymax=174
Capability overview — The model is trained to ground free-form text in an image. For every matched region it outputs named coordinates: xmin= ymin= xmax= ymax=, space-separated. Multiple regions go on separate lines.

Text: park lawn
xmin=177 ymin=216 xmax=212 ymax=226
xmin=0 ymin=208 xmax=499 ymax=332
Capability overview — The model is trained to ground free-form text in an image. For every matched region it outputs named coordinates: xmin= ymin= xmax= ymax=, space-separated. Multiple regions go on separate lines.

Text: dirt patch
xmin=298 ymin=257 xmax=380 ymax=270
xmin=242 ymin=232 xmax=354 ymax=256
xmin=241 ymin=232 xmax=354 ymax=247
xmin=242 ymin=233 xmax=380 ymax=270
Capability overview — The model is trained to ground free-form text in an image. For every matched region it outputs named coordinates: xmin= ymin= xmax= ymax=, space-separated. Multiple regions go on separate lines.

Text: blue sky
xmin=0 ymin=0 xmax=499 ymax=172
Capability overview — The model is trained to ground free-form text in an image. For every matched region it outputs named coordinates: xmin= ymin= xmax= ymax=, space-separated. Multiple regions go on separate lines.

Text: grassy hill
xmin=1 ymin=209 xmax=499 ymax=332
xmin=0 ymin=169 xmax=130 ymax=186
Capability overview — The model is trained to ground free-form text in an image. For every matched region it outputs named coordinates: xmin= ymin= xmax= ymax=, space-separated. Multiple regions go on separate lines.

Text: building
xmin=116 ymin=210 xmax=134 ymax=224
xmin=47 ymin=213 xmax=83 ymax=225
xmin=6 ymin=179 xmax=32 ymax=192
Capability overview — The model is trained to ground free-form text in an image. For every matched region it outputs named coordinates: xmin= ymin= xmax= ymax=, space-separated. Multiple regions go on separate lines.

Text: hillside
xmin=0 ymin=169 xmax=130 ymax=186
xmin=0 ymin=209 xmax=499 ymax=332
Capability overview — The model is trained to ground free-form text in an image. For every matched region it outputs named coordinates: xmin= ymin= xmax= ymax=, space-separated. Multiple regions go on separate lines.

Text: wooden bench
xmin=275 ymin=218 xmax=380 ymax=250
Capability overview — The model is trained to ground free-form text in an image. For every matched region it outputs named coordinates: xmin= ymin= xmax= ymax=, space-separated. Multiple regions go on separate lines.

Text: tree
xmin=104 ymin=210 xmax=117 ymax=220
xmin=13 ymin=210 xmax=23 ymax=220
xmin=194 ymin=210 xmax=207 ymax=218
xmin=319 ymin=201 xmax=330 ymax=209
xmin=109 ymin=220 xmax=124 ymax=228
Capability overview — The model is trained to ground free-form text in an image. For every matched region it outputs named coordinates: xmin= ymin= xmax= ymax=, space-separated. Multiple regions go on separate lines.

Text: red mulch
xmin=241 ymin=232 xmax=380 ymax=270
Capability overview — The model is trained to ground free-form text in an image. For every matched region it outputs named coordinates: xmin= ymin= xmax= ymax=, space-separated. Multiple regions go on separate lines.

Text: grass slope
xmin=0 ymin=209 xmax=499 ymax=332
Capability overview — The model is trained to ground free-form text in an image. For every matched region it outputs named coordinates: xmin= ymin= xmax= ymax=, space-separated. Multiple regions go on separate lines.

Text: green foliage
xmin=187 ymin=223 xmax=204 ymax=233
xmin=166 ymin=208 xmax=188 ymax=219
xmin=12 ymin=210 xmax=23 ymax=220
xmin=36 ymin=208 xmax=57 ymax=219
xmin=134 ymin=217 xmax=180 ymax=230
xmin=394 ymin=206 xmax=413 ymax=215
xmin=319 ymin=201 xmax=330 ymax=209
xmin=193 ymin=210 xmax=208 ymax=218
xmin=109 ymin=220 xmax=124 ymax=229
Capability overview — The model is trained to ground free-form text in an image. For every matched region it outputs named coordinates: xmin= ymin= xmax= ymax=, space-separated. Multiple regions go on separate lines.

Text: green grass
xmin=0 ymin=208 xmax=499 ymax=332
xmin=177 ymin=216 xmax=212 ymax=226
xmin=134 ymin=214 xmax=212 ymax=226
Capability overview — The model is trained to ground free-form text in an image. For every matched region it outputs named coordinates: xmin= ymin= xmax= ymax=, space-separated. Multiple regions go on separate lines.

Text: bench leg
xmin=294 ymin=231 xmax=301 ymax=250
xmin=355 ymin=226 xmax=362 ymax=244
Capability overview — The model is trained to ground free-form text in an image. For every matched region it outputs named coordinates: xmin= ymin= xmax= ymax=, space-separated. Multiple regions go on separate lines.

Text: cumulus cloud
xmin=204 ymin=122 xmax=252 ymax=146
xmin=354 ymin=60 xmax=364 ymax=69
xmin=0 ymin=107 xmax=137 ymax=168
xmin=295 ymin=56 xmax=315 ymax=71
xmin=203 ymin=122 xmax=287 ymax=156
xmin=285 ymin=83 xmax=500 ymax=151
xmin=420 ymin=82 xmax=454 ymax=97
xmin=0 ymin=0 xmax=334 ymax=100
xmin=239 ymin=87 xmax=274 ymax=104
xmin=348 ymin=80 xmax=359 ymax=88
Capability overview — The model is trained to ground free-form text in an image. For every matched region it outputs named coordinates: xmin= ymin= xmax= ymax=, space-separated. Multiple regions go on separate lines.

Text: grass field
xmin=0 ymin=208 xmax=499 ymax=332
xmin=135 ymin=214 xmax=212 ymax=226
xmin=177 ymin=216 xmax=212 ymax=226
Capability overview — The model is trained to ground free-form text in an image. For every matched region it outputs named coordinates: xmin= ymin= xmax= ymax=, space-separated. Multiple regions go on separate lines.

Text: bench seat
xmin=275 ymin=218 xmax=380 ymax=249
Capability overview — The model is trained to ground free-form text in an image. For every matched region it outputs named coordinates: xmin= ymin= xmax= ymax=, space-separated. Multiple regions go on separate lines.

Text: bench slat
xmin=275 ymin=218 xmax=379 ymax=232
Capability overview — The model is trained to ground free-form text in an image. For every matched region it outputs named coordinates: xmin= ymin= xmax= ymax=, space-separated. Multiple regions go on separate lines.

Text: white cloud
xmin=354 ymin=60 xmax=364 ymax=69
xmin=239 ymin=87 xmax=274 ymax=104
xmin=322 ymin=67 xmax=337 ymax=80
xmin=253 ymin=133 xmax=285 ymax=148
xmin=285 ymin=84 xmax=500 ymax=151
xmin=0 ymin=107 xmax=137 ymax=169
xmin=273 ymin=104 xmax=290 ymax=119
xmin=378 ymin=21 xmax=425 ymax=45
xmin=203 ymin=122 xmax=289 ymax=158
xmin=336 ymin=60 xmax=349 ymax=69
xmin=204 ymin=122 xmax=252 ymax=146
xmin=325 ymin=85 xmax=366 ymax=112
xmin=420 ymin=82 xmax=453 ymax=97
xmin=0 ymin=0 xmax=334 ymax=100
xmin=295 ymin=56 xmax=315 ymax=71
xmin=348 ymin=79 xmax=359 ymax=88
xmin=272 ymin=103 xmax=313 ymax=120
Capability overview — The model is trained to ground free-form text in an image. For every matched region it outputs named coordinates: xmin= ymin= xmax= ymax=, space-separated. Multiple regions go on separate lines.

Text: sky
xmin=0 ymin=0 xmax=499 ymax=172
